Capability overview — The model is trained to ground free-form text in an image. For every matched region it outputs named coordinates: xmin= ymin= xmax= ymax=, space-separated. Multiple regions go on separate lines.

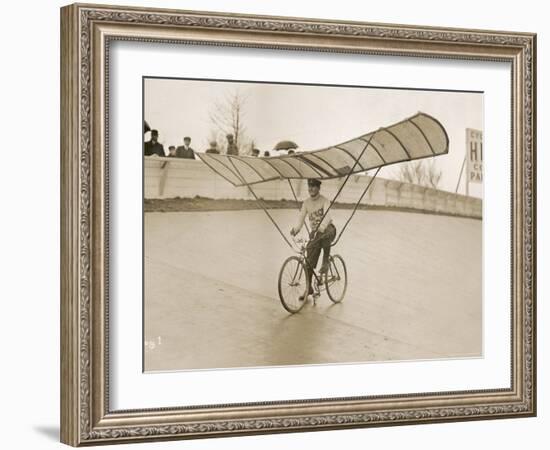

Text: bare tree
xmin=209 ymin=90 xmax=253 ymax=155
xmin=396 ymin=159 xmax=442 ymax=189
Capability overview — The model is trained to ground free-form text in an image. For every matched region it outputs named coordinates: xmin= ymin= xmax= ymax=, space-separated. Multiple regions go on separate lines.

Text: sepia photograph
xmin=143 ymin=77 xmax=483 ymax=372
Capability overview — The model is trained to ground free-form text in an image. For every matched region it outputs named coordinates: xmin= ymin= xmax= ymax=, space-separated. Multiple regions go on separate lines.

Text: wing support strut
xmin=331 ymin=166 xmax=381 ymax=247
xmin=315 ymin=130 xmax=378 ymax=237
xmin=227 ymin=157 xmax=295 ymax=250
xmin=287 ymin=179 xmax=310 ymax=236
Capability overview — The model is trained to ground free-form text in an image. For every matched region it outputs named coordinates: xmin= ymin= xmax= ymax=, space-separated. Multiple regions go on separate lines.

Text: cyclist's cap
xmin=307 ymin=178 xmax=322 ymax=187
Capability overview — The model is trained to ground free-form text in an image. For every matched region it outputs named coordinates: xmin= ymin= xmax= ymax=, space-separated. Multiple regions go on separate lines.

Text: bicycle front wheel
xmin=278 ymin=256 xmax=309 ymax=313
xmin=325 ymin=255 xmax=347 ymax=303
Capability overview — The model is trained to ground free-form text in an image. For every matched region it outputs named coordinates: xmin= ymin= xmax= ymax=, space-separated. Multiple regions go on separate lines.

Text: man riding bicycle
xmin=290 ymin=178 xmax=337 ymax=298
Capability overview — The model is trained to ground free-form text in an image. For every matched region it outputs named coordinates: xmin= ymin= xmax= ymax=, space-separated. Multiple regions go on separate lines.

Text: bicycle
xmin=277 ymin=235 xmax=348 ymax=313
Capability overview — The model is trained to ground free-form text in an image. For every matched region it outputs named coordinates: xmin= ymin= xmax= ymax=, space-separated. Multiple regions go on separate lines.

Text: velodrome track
xmin=144 ymin=209 xmax=482 ymax=372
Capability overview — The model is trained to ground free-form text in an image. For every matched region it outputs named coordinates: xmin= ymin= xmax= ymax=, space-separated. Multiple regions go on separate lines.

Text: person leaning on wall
xmin=205 ymin=141 xmax=220 ymax=154
xmin=176 ymin=136 xmax=196 ymax=159
xmin=144 ymin=129 xmax=165 ymax=157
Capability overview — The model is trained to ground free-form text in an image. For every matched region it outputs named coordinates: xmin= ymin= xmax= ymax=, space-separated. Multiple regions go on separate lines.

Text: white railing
xmin=144 ymin=157 xmax=482 ymax=219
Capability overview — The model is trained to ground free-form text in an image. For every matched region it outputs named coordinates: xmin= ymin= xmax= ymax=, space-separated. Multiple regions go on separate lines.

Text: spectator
xmin=205 ymin=141 xmax=220 ymax=154
xmin=287 ymin=149 xmax=295 ymax=155
xmin=263 ymin=150 xmax=271 ymax=157
xmin=176 ymin=136 xmax=195 ymax=159
xmin=167 ymin=146 xmax=177 ymax=157
xmin=226 ymin=134 xmax=238 ymax=156
xmin=251 ymin=148 xmax=260 ymax=157
xmin=144 ymin=130 xmax=165 ymax=157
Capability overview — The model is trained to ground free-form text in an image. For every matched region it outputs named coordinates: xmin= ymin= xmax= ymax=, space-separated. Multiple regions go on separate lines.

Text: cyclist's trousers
xmin=305 ymin=223 xmax=336 ymax=286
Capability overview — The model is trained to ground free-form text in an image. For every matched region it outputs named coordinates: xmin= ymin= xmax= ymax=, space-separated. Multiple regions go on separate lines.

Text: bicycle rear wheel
xmin=278 ymin=256 xmax=309 ymax=313
xmin=325 ymin=255 xmax=347 ymax=303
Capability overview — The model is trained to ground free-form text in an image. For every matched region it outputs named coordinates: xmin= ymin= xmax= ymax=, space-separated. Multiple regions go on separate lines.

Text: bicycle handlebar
xmin=290 ymin=230 xmax=338 ymax=253
xmin=290 ymin=234 xmax=308 ymax=253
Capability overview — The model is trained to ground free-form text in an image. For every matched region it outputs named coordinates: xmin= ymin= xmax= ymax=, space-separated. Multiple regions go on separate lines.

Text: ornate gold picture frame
xmin=60 ymin=3 xmax=536 ymax=446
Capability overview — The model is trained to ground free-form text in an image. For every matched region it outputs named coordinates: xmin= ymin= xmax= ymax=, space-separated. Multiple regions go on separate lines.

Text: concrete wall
xmin=144 ymin=157 xmax=482 ymax=219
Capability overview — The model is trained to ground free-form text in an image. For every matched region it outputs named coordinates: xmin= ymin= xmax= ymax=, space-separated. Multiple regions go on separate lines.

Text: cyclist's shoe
xmin=299 ymin=289 xmax=314 ymax=301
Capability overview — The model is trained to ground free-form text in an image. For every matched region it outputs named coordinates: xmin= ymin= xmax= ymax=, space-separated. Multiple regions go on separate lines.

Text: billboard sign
xmin=466 ymin=128 xmax=483 ymax=184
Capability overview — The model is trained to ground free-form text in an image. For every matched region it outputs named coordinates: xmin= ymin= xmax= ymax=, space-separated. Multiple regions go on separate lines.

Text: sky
xmin=144 ymin=78 xmax=483 ymax=197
